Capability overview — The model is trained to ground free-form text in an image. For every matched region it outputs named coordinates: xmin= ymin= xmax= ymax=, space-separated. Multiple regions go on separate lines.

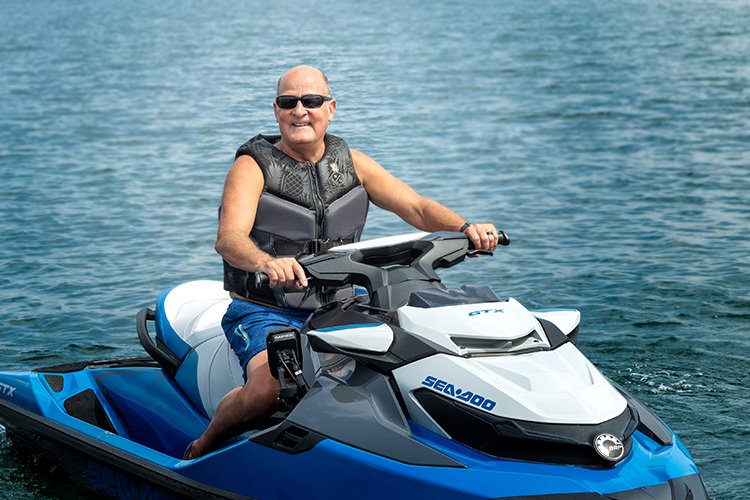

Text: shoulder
xmin=351 ymin=148 xmax=389 ymax=183
xmin=232 ymin=153 xmax=261 ymax=170
xmin=350 ymin=148 xmax=380 ymax=170
xmin=226 ymin=154 xmax=264 ymax=187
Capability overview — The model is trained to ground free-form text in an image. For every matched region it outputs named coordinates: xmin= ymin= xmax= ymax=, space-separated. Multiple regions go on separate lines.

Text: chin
xmin=287 ymin=130 xmax=319 ymax=144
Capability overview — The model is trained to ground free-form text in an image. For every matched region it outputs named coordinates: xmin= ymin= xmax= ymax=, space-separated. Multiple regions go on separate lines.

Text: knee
xmin=238 ymin=371 xmax=279 ymax=411
xmin=256 ymin=374 xmax=280 ymax=407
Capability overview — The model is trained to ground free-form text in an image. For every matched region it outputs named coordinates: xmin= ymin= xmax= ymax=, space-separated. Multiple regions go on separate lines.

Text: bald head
xmin=277 ymin=65 xmax=332 ymax=97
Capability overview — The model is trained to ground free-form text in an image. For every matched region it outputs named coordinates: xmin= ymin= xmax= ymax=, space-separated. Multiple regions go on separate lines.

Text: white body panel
xmin=531 ymin=309 xmax=581 ymax=336
xmin=307 ymin=324 xmax=394 ymax=353
xmin=398 ymin=298 xmax=548 ymax=355
xmin=393 ymin=345 xmax=628 ymax=433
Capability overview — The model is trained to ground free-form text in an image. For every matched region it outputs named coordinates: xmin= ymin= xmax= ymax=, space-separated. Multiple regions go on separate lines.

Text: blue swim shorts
xmin=221 ymin=299 xmax=310 ymax=379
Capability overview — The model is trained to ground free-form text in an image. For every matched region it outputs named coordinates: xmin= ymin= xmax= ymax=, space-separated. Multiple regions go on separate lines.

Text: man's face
xmin=274 ymin=69 xmax=336 ymax=146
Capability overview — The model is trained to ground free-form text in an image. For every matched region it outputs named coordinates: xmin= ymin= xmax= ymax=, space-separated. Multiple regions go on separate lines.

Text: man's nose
xmin=292 ymin=100 xmax=307 ymax=114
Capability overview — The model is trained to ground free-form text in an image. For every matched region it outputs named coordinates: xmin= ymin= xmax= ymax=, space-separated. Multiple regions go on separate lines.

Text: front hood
xmin=394 ymin=346 xmax=628 ymax=426
xmin=395 ymin=299 xmax=627 ymax=425
xmin=397 ymin=299 xmax=548 ymax=355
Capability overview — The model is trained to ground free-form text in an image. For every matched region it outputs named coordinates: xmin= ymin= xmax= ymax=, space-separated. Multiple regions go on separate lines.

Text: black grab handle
xmin=136 ymin=307 xmax=181 ymax=377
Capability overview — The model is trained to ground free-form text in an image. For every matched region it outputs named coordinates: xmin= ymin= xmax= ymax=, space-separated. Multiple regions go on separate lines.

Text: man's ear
xmin=327 ymin=99 xmax=337 ymax=123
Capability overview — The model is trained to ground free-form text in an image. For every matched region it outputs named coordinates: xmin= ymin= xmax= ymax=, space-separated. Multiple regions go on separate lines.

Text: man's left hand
xmin=463 ymin=223 xmax=501 ymax=252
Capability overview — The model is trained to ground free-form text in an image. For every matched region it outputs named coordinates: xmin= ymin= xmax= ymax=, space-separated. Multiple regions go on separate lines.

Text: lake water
xmin=1 ymin=0 xmax=749 ymax=498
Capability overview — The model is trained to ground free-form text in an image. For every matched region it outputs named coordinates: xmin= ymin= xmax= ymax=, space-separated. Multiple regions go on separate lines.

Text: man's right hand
xmin=259 ymin=257 xmax=308 ymax=289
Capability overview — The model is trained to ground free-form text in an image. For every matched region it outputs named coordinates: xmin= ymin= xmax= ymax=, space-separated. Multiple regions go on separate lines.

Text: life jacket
xmin=222 ymin=134 xmax=369 ymax=309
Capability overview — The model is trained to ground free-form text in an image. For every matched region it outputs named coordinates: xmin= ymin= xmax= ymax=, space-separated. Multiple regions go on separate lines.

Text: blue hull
xmin=0 ymin=360 xmax=708 ymax=499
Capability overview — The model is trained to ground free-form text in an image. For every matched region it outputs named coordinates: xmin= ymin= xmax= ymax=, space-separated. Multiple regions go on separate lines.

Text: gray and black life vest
xmin=222 ymin=134 xmax=369 ymax=309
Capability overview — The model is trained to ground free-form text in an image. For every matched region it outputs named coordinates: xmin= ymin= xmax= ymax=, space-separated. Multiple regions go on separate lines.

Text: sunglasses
xmin=275 ymin=94 xmax=332 ymax=110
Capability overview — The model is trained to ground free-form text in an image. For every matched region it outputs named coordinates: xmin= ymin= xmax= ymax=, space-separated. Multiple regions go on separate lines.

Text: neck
xmin=276 ymin=139 xmax=325 ymax=163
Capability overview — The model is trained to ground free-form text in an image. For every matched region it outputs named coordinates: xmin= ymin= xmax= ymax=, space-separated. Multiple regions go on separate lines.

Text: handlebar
xmin=254 ymin=230 xmax=509 ymax=290
xmin=255 ymin=271 xmax=282 ymax=288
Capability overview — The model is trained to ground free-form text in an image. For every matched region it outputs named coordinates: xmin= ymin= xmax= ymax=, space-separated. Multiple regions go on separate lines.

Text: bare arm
xmin=215 ymin=156 xmax=307 ymax=288
xmin=351 ymin=149 xmax=500 ymax=251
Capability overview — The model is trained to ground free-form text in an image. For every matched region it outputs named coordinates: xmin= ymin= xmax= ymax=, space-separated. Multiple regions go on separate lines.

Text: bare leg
xmin=187 ymin=350 xmax=279 ymax=459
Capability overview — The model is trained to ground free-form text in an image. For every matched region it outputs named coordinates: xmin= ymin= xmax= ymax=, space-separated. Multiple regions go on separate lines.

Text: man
xmin=185 ymin=65 xmax=500 ymax=459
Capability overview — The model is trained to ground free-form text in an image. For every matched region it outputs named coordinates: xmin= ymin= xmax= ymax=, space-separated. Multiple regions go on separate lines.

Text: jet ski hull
xmin=0 ymin=233 xmax=710 ymax=499
xmin=0 ymin=360 xmax=708 ymax=500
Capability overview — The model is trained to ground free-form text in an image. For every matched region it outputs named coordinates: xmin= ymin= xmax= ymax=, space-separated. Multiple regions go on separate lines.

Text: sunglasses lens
xmin=300 ymin=95 xmax=325 ymax=108
xmin=276 ymin=96 xmax=298 ymax=109
xmin=276 ymin=95 xmax=329 ymax=110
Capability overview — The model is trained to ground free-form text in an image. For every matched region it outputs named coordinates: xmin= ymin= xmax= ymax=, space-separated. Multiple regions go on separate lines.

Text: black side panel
xmin=567 ymin=325 xmax=580 ymax=345
xmin=388 ymin=323 xmax=446 ymax=365
xmin=305 ymin=301 xmax=382 ymax=331
xmin=415 ymin=389 xmax=636 ymax=467
xmin=665 ymin=473 xmax=710 ymax=500
xmin=614 ymin=384 xmax=673 ymax=446
xmin=63 ymin=389 xmax=118 ymax=435
xmin=286 ymin=365 xmax=465 ymax=468
xmin=251 ymin=420 xmax=325 ymax=454
xmin=494 ymin=473 xmax=709 ymax=499
xmin=44 ymin=374 xmax=64 ymax=393
xmin=536 ymin=317 xmax=570 ymax=349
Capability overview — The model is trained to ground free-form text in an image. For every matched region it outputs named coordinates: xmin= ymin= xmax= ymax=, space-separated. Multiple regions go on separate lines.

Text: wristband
xmin=459 ymin=222 xmax=471 ymax=233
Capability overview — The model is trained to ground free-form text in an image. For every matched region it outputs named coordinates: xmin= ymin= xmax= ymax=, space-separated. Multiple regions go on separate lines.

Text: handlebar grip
xmin=255 ymin=272 xmax=269 ymax=288
xmin=466 ymin=230 xmax=510 ymax=250
xmin=254 ymin=272 xmax=311 ymax=288
xmin=497 ymin=230 xmax=510 ymax=246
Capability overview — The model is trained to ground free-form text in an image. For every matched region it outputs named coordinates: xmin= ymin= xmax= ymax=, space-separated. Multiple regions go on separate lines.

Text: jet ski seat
xmin=150 ymin=280 xmax=244 ymax=418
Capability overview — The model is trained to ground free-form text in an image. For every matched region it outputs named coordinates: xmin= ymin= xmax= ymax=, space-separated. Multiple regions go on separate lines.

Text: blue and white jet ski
xmin=0 ymin=232 xmax=709 ymax=499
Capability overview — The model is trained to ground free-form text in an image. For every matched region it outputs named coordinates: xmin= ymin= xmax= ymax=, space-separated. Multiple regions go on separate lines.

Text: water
xmin=1 ymin=0 xmax=748 ymax=497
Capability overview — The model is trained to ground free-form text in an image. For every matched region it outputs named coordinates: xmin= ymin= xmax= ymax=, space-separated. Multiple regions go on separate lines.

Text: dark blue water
xmin=1 ymin=0 xmax=748 ymax=498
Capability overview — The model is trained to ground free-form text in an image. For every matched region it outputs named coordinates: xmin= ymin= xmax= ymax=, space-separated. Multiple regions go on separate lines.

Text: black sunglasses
xmin=275 ymin=94 xmax=332 ymax=110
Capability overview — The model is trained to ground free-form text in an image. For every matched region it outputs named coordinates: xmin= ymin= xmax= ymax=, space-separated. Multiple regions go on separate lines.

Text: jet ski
xmin=0 ymin=231 xmax=709 ymax=499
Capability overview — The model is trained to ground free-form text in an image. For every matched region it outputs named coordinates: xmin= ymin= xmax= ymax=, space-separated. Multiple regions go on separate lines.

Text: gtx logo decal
xmin=421 ymin=375 xmax=497 ymax=411
xmin=0 ymin=382 xmax=16 ymax=397
xmin=468 ymin=308 xmax=504 ymax=316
